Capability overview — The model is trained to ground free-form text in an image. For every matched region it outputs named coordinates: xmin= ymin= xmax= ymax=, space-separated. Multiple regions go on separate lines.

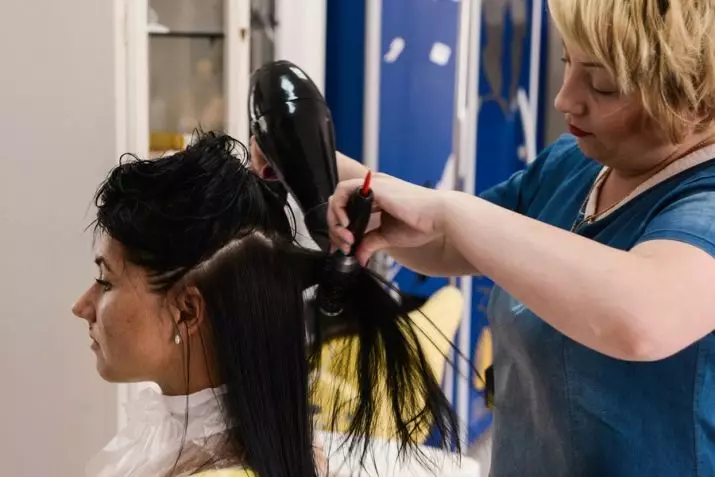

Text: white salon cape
xmin=86 ymin=386 xmax=241 ymax=477
xmin=287 ymin=195 xmax=320 ymax=251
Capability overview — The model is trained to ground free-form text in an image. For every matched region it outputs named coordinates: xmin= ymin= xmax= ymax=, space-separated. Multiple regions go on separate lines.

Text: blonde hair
xmin=548 ymin=0 xmax=715 ymax=141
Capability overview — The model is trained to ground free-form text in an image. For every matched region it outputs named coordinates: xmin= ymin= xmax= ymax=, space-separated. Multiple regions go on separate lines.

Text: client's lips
xmin=568 ymin=124 xmax=592 ymax=138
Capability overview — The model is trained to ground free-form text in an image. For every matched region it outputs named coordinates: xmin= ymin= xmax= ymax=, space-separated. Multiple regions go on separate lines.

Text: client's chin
xmin=93 ymin=356 xmax=123 ymax=383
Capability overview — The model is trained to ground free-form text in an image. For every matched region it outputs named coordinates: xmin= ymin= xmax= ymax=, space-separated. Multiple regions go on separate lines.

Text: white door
xmin=113 ymin=0 xmax=325 ymax=429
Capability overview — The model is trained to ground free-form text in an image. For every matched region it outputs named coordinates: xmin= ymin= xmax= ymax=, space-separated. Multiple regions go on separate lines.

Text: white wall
xmin=275 ymin=0 xmax=327 ymax=92
xmin=0 ymin=0 xmax=119 ymax=474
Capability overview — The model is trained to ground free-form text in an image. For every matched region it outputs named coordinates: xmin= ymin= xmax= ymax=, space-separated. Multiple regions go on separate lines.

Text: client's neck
xmin=156 ymin=330 xmax=222 ymax=397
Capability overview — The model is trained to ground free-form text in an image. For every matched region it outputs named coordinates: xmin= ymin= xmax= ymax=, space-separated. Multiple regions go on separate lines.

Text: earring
xmin=174 ymin=333 xmax=182 ymax=345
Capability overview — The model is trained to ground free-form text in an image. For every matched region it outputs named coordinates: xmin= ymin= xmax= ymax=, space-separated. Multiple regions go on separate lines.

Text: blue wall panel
xmin=378 ymin=0 xmax=458 ymax=298
xmin=466 ymin=0 xmax=550 ymax=444
xmin=325 ymin=0 xmax=550 ymax=448
xmin=325 ymin=0 xmax=366 ymax=160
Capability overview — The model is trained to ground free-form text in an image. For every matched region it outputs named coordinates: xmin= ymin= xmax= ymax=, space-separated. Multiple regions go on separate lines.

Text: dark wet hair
xmin=94 ymin=133 xmax=293 ymax=290
xmin=92 ymin=132 xmax=460 ymax=477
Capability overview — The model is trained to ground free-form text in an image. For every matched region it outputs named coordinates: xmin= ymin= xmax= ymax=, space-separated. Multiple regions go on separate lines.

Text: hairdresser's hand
xmin=328 ymin=173 xmax=446 ymax=266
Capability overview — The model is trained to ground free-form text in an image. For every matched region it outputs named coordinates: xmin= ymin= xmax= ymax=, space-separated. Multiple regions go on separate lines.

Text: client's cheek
xmin=99 ymin=315 xmax=135 ymax=356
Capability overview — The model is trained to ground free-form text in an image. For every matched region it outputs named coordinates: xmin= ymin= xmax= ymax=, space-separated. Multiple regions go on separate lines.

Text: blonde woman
xmin=328 ymin=0 xmax=715 ymax=475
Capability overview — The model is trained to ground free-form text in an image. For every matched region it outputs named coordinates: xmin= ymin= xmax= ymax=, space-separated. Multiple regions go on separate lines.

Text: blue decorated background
xmin=326 ymin=0 xmax=549 ymax=447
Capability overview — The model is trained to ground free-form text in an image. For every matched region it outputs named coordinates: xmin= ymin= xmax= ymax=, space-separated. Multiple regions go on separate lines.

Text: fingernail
xmin=342 ymin=245 xmax=350 ymax=254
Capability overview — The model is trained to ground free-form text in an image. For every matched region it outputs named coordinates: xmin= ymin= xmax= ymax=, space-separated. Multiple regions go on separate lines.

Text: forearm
xmin=336 ymin=152 xmax=369 ymax=181
xmin=439 ymin=191 xmax=666 ymax=360
xmin=386 ymin=235 xmax=479 ymax=277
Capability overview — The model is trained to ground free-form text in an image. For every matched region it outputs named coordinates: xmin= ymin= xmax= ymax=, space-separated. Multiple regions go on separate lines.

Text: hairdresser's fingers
xmin=331 ymin=178 xmax=367 ymax=212
xmin=327 ymin=194 xmax=351 ymax=228
xmin=331 ymin=178 xmax=364 ymax=206
xmin=366 ymin=211 xmax=382 ymax=233
xmin=326 ymin=196 xmax=350 ymax=249
xmin=334 ymin=228 xmax=355 ymax=254
xmin=356 ymin=231 xmax=391 ymax=267
xmin=326 ymin=196 xmax=339 ymax=228
xmin=330 ymin=178 xmax=384 ymax=225
xmin=328 ymin=226 xmax=354 ymax=253
xmin=328 ymin=214 xmax=380 ymax=255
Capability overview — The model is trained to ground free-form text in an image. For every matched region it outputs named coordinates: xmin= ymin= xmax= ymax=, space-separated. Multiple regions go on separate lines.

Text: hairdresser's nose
xmin=72 ymin=287 xmax=96 ymax=324
xmin=554 ymin=75 xmax=586 ymax=117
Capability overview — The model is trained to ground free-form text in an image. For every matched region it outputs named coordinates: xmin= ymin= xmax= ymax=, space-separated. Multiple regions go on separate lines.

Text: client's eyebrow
xmin=94 ymin=256 xmax=113 ymax=274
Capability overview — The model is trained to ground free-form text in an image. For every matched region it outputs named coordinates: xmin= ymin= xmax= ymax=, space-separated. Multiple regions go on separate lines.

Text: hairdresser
xmin=328 ymin=1 xmax=715 ymax=476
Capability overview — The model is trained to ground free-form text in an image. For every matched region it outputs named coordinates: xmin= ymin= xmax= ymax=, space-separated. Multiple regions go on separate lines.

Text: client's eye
xmin=95 ymin=278 xmax=112 ymax=292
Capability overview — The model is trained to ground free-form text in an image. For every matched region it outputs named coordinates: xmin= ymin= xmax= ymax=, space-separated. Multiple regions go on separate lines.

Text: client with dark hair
xmin=73 ymin=132 xmax=459 ymax=477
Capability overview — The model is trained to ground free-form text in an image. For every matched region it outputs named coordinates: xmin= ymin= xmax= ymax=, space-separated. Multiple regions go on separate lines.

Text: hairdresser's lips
xmin=568 ymin=124 xmax=593 ymax=138
xmin=89 ymin=334 xmax=99 ymax=351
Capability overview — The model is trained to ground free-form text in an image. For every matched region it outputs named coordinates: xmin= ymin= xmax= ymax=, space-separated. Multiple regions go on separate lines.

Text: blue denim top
xmin=481 ymin=135 xmax=715 ymax=477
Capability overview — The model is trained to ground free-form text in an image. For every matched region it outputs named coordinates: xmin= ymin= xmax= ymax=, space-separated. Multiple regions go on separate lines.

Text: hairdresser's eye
xmin=560 ymin=56 xmax=570 ymax=65
xmin=592 ymin=86 xmax=617 ymax=96
xmin=95 ymin=278 xmax=112 ymax=292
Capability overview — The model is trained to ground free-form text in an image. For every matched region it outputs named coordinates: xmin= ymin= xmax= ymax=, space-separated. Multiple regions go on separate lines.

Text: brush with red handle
xmin=344 ymin=170 xmax=374 ymax=256
xmin=316 ymin=170 xmax=374 ymax=318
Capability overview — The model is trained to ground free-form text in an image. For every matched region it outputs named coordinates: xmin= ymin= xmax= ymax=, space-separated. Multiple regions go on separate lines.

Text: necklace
xmin=570 ymin=137 xmax=715 ymax=232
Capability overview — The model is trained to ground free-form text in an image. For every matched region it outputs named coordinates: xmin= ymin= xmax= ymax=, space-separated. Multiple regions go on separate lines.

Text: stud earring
xmin=174 ymin=333 xmax=182 ymax=345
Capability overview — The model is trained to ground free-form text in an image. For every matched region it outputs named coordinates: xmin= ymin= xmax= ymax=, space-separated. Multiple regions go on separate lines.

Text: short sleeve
xmin=478 ymin=166 xmax=529 ymax=211
xmin=479 ymin=135 xmax=580 ymax=213
xmin=635 ymin=191 xmax=715 ymax=256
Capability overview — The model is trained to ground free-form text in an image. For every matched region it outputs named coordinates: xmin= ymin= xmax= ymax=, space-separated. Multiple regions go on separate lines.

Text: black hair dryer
xmin=248 ymin=60 xmax=338 ymax=252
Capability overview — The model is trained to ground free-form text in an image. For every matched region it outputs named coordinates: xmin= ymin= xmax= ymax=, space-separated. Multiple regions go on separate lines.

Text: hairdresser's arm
xmin=437 ymin=191 xmax=715 ymax=361
xmin=380 ymin=234 xmax=478 ymax=277
xmin=335 ymin=152 xmax=476 ymax=276
xmin=336 ymin=151 xmax=370 ymax=180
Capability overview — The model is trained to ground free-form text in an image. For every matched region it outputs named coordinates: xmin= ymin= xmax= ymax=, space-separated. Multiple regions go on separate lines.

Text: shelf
xmin=149 ymin=31 xmax=225 ymax=40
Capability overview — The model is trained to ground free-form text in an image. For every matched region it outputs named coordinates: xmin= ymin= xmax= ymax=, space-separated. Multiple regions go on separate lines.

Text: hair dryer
xmin=248 ymin=60 xmax=338 ymax=252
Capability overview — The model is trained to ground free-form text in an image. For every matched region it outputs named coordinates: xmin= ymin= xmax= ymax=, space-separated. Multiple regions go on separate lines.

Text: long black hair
xmin=92 ymin=132 xmax=460 ymax=477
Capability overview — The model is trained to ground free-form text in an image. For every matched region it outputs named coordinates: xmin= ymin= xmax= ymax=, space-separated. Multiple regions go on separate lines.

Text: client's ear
xmin=175 ymin=286 xmax=206 ymax=338
xmin=250 ymin=136 xmax=277 ymax=180
xmin=259 ymin=164 xmax=277 ymax=180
